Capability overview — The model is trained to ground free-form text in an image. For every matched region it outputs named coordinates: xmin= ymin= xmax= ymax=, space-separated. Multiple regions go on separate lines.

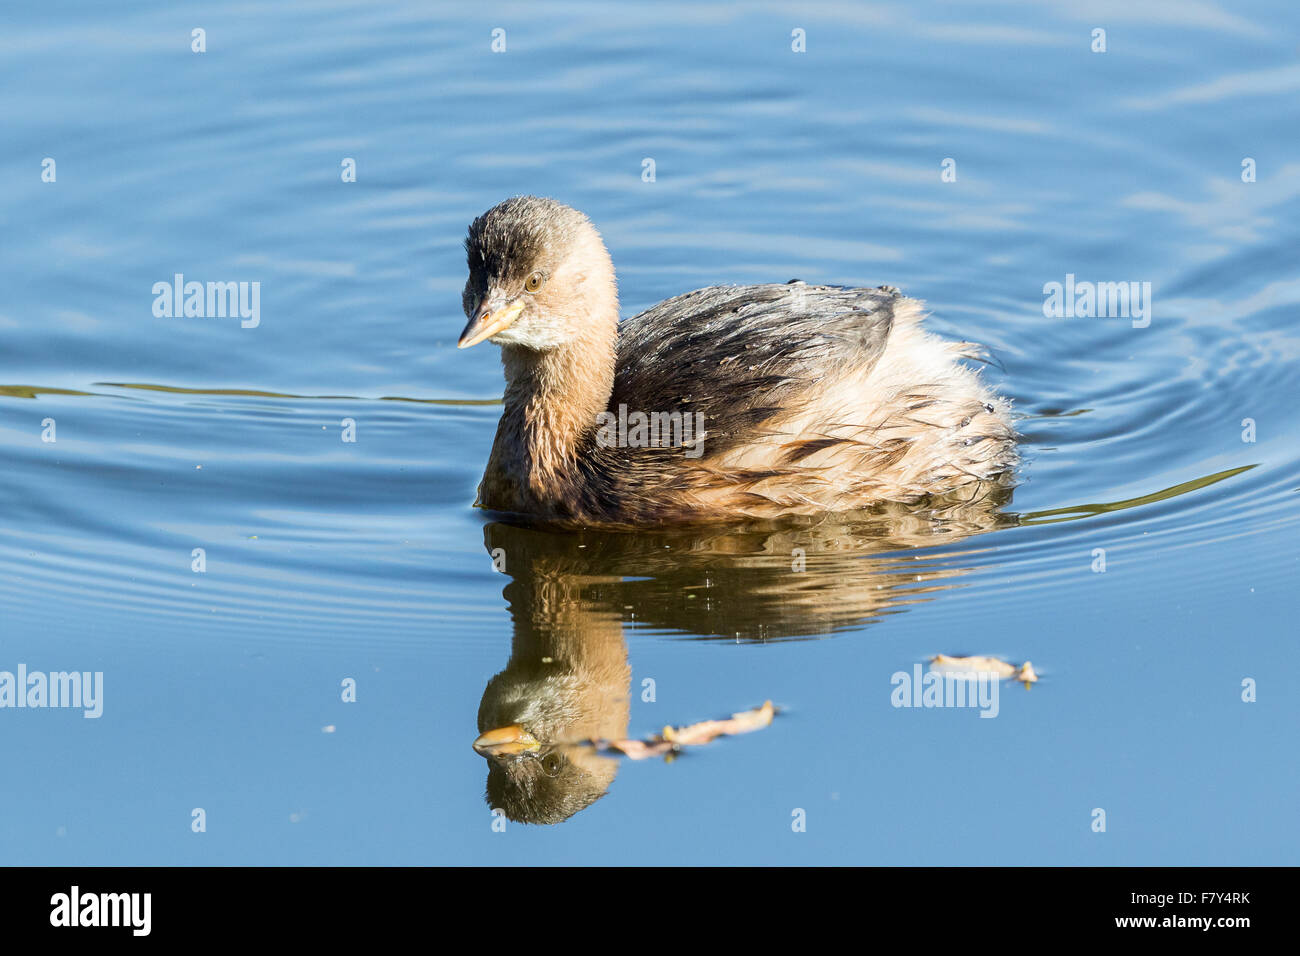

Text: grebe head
xmin=458 ymin=196 xmax=618 ymax=351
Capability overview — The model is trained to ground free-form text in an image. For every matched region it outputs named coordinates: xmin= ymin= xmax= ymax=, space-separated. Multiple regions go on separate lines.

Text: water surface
xmin=1 ymin=0 xmax=1297 ymax=864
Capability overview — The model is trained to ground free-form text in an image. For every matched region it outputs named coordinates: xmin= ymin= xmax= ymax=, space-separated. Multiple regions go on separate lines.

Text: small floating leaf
xmin=930 ymin=654 xmax=1038 ymax=688
xmin=598 ymin=700 xmax=776 ymax=761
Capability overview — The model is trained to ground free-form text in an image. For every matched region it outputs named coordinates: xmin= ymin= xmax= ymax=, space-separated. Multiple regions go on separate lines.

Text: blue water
xmin=1 ymin=0 xmax=1297 ymax=864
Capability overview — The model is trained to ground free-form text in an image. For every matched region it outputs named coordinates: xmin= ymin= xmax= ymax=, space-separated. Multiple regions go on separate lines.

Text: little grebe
xmin=457 ymin=196 xmax=1016 ymax=527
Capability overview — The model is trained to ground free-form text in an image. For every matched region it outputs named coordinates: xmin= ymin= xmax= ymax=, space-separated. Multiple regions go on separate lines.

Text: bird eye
xmin=524 ymin=272 xmax=545 ymax=293
xmin=541 ymin=752 xmax=564 ymax=777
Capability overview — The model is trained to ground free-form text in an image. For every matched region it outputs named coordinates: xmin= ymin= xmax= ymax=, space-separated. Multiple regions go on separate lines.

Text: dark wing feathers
xmin=610 ymin=283 xmax=896 ymax=457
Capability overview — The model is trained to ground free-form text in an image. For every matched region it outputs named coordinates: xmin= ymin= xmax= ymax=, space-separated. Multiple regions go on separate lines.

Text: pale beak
xmin=458 ymin=298 xmax=525 ymax=349
xmin=472 ymin=724 xmax=541 ymax=756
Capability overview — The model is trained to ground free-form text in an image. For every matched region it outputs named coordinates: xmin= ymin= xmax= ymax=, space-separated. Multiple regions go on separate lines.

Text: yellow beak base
xmin=458 ymin=299 xmax=524 ymax=349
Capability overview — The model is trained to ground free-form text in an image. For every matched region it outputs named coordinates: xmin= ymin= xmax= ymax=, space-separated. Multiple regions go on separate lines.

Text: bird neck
xmin=498 ymin=313 xmax=618 ymax=497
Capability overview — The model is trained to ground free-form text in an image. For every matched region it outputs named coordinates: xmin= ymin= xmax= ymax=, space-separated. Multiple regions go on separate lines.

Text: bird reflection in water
xmin=473 ymin=484 xmax=1016 ymax=824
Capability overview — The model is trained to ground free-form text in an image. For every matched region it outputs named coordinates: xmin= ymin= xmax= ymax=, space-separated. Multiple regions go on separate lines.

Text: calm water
xmin=2 ymin=0 xmax=1297 ymax=864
